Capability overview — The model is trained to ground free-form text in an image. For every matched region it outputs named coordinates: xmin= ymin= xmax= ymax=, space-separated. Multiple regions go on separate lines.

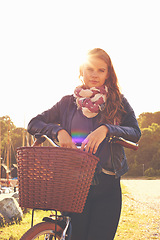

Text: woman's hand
xmin=81 ymin=125 xmax=108 ymax=154
xmin=57 ymin=129 xmax=77 ymax=149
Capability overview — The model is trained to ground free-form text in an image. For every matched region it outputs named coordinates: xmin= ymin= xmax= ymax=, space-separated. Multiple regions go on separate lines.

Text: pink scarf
xmin=74 ymin=85 xmax=108 ymax=118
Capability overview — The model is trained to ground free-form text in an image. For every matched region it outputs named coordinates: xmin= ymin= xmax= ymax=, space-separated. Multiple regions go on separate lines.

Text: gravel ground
xmin=121 ymin=179 xmax=160 ymax=212
xmin=121 ymin=179 xmax=160 ymax=239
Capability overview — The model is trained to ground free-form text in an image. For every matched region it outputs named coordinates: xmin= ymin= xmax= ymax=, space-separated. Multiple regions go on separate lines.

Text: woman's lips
xmin=89 ymin=80 xmax=98 ymax=84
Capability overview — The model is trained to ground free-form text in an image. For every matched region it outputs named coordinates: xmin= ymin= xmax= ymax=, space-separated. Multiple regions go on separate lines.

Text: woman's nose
xmin=91 ymin=71 xmax=98 ymax=77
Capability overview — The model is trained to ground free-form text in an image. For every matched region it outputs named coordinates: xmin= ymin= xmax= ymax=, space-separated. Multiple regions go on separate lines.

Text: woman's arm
xmin=27 ymin=95 xmax=77 ymax=149
xmin=27 ymin=99 xmax=63 ymax=140
xmin=105 ymin=97 xmax=141 ymax=143
xmin=81 ymin=96 xmax=141 ymax=154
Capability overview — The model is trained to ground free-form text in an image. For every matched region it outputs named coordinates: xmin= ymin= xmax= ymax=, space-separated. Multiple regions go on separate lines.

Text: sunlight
xmin=1 ymin=1 xmax=160 ymax=128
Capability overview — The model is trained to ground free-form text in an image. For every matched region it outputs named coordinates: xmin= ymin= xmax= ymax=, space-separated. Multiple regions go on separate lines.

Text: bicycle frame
xmin=31 ymin=208 xmax=71 ymax=240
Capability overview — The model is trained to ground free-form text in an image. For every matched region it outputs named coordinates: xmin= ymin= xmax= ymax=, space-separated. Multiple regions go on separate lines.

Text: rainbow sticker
xmin=71 ymin=130 xmax=88 ymax=145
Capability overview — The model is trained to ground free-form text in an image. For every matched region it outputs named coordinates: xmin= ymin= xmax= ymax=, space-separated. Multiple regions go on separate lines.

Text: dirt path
xmin=121 ymin=179 xmax=160 ymax=239
xmin=121 ymin=179 xmax=160 ymax=212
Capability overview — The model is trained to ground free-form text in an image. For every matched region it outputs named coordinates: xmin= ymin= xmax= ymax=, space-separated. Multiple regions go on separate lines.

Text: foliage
xmin=125 ymin=111 xmax=160 ymax=177
xmin=144 ymin=168 xmax=160 ymax=177
xmin=138 ymin=111 xmax=160 ymax=128
xmin=0 ymin=116 xmax=24 ymax=166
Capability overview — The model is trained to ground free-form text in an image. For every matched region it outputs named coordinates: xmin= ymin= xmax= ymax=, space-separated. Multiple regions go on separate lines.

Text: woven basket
xmin=17 ymin=147 xmax=99 ymax=213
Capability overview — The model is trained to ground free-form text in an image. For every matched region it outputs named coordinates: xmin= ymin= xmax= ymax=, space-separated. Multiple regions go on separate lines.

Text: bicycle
xmin=18 ymin=135 xmax=138 ymax=240
xmin=20 ymin=209 xmax=71 ymax=239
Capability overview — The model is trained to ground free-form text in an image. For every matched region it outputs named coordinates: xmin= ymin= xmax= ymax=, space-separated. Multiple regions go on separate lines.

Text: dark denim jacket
xmin=27 ymin=95 xmax=141 ymax=178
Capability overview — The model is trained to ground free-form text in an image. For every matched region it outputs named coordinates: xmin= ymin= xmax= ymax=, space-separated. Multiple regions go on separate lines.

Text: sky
xmin=0 ymin=0 xmax=160 ymax=128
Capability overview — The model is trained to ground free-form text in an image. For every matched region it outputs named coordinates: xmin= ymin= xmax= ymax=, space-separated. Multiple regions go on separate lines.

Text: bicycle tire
xmin=20 ymin=222 xmax=63 ymax=240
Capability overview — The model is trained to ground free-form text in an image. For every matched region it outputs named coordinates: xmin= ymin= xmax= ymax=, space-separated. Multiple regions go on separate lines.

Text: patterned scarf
xmin=74 ymin=85 xmax=108 ymax=118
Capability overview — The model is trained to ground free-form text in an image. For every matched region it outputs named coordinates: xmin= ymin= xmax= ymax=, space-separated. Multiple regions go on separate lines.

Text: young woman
xmin=27 ymin=48 xmax=141 ymax=240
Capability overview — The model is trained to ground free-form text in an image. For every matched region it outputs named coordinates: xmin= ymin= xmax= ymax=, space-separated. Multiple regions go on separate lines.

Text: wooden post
xmin=22 ymin=118 xmax=25 ymax=147
xmin=7 ymin=117 xmax=10 ymax=187
xmin=0 ymin=119 xmax=1 ymax=189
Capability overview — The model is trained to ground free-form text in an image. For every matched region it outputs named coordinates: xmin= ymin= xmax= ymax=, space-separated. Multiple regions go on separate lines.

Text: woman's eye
xmin=99 ymin=69 xmax=105 ymax=72
xmin=87 ymin=67 xmax=93 ymax=71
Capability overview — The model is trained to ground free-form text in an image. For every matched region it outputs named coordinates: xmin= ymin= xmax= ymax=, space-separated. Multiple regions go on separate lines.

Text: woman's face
xmin=82 ymin=57 xmax=109 ymax=88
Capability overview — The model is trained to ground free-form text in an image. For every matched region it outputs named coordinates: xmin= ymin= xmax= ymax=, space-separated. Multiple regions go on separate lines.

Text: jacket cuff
xmin=105 ymin=124 xmax=117 ymax=137
xmin=51 ymin=125 xmax=63 ymax=141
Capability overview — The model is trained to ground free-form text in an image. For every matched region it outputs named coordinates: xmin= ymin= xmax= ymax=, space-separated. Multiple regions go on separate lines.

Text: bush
xmin=126 ymin=161 xmax=143 ymax=176
xmin=144 ymin=168 xmax=156 ymax=177
xmin=155 ymin=169 xmax=160 ymax=176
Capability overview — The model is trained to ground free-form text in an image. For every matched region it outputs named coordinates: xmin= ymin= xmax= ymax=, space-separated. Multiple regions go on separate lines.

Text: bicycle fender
xmin=43 ymin=217 xmax=66 ymax=229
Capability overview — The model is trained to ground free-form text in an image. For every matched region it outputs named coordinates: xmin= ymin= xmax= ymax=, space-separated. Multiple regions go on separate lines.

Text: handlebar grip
xmin=115 ymin=138 xmax=138 ymax=150
xmin=110 ymin=136 xmax=139 ymax=151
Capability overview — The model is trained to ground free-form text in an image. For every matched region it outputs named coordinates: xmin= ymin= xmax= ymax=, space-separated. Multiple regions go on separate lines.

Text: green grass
xmin=0 ymin=209 xmax=53 ymax=240
xmin=0 ymin=184 xmax=159 ymax=239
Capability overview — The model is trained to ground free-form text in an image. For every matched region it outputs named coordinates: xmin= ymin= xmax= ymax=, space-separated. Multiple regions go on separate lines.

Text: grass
xmin=0 ymin=209 xmax=53 ymax=239
xmin=0 ymin=184 xmax=159 ymax=239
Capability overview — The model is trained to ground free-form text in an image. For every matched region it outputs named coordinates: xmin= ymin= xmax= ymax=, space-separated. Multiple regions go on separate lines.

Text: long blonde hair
xmin=79 ymin=48 xmax=124 ymax=124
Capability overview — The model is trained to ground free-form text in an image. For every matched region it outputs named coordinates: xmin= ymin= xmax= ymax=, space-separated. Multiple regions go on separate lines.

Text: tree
xmin=11 ymin=128 xmax=24 ymax=164
xmin=125 ymin=122 xmax=160 ymax=176
xmin=138 ymin=111 xmax=160 ymax=128
xmin=0 ymin=116 xmax=24 ymax=166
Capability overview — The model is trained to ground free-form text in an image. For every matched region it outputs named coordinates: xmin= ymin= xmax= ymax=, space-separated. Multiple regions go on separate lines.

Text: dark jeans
xmin=70 ymin=173 xmax=122 ymax=240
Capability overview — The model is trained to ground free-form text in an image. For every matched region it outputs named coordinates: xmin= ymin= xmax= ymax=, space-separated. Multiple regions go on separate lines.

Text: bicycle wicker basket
xmin=17 ymin=147 xmax=99 ymax=213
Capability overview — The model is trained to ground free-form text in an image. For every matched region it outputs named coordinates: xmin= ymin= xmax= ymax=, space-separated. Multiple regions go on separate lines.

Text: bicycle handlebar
xmin=32 ymin=134 xmax=58 ymax=147
xmin=109 ymin=136 xmax=139 ymax=151
xmin=32 ymin=134 xmax=139 ymax=151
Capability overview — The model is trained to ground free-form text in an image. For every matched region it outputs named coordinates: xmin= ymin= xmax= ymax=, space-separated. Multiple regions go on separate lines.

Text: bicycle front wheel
xmin=20 ymin=222 xmax=63 ymax=240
